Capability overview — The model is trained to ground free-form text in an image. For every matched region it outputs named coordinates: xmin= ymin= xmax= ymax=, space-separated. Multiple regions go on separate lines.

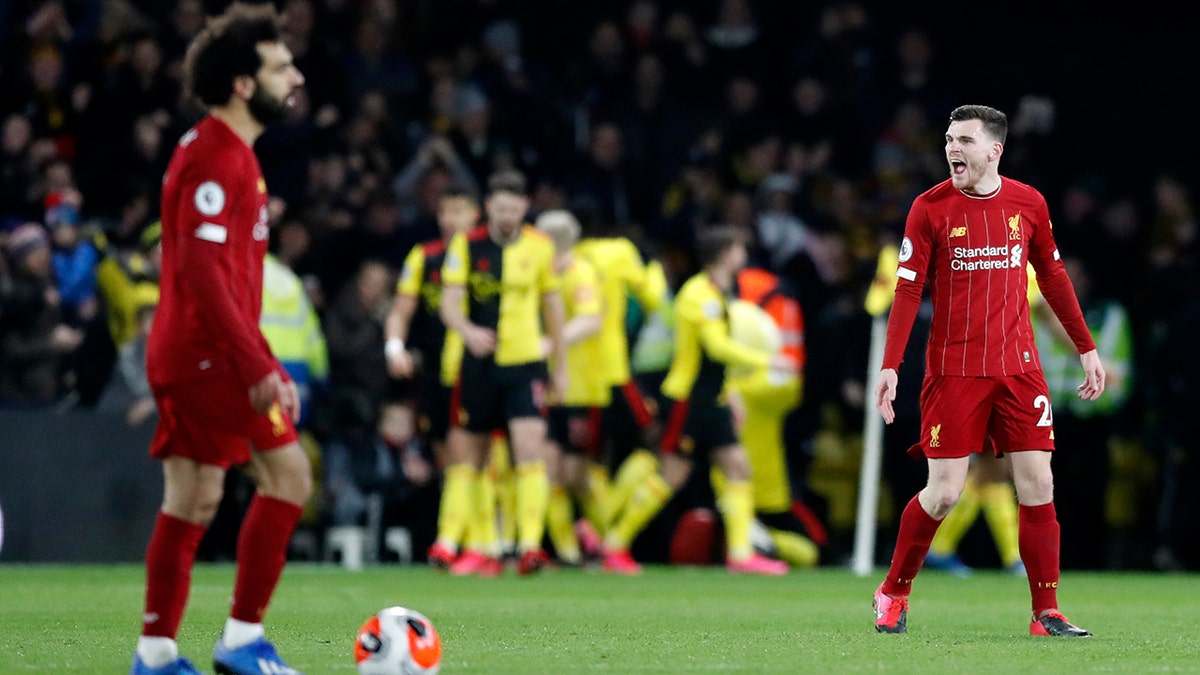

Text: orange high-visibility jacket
xmin=735 ymin=267 xmax=806 ymax=373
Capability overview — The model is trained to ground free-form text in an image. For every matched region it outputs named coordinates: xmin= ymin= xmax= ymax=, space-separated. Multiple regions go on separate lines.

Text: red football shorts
xmin=909 ymin=371 xmax=1056 ymax=460
xmin=150 ymin=374 xmax=298 ymax=469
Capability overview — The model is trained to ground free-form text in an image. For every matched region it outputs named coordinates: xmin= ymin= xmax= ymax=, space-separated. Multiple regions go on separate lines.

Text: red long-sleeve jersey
xmin=883 ymin=177 xmax=1095 ymax=377
xmin=148 ymin=115 xmax=280 ymax=388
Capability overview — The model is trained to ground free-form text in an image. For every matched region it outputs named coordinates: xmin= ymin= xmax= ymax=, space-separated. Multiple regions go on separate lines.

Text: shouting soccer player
xmin=132 ymin=4 xmax=310 ymax=674
xmin=872 ymin=105 xmax=1105 ymax=637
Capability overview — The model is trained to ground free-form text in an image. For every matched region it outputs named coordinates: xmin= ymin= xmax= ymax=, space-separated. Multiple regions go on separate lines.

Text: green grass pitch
xmin=0 ymin=564 xmax=1196 ymax=672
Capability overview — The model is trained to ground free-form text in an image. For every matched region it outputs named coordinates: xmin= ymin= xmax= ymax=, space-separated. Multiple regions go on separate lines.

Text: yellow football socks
xmin=582 ymin=463 xmax=612 ymax=534
xmin=435 ymin=463 xmax=475 ymax=552
xmin=515 ymin=461 xmax=549 ymax=553
xmin=981 ymin=482 xmax=1021 ymax=567
xmin=605 ymin=449 xmax=658 ymax=528
xmin=468 ymin=468 xmax=500 ymax=557
xmin=546 ymin=483 xmax=581 ymax=564
xmin=605 ymin=472 xmax=672 ymax=551
xmin=719 ymin=479 xmax=755 ymax=561
xmin=490 ymin=437 xmax=517 ymax=554
xmin=768 ymin=528 xmax=820 ymax=568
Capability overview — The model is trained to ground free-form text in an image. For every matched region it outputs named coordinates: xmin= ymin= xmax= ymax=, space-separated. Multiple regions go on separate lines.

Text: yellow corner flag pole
xmin=852 ymin=244 xmax=899 ymax=577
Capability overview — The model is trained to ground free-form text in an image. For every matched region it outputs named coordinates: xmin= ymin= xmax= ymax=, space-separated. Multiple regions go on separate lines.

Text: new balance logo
xmin=257 ymin=658 xmax=300 ymax=674
xmin=950 ymin=226 xmax=967 ymax=237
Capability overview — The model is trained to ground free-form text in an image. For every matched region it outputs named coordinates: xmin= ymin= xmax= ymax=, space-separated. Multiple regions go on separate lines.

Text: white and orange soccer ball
xmin=355 ymin=606 xmax=442 ymax=675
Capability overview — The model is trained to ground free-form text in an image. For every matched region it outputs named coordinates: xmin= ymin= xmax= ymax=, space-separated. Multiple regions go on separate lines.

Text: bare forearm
xmin=561 ymin=313 xmax=601 ymax=347
xmin=440 ymin=285 xmax=472 ymax=333
xmin=542 ymin=291 xmax=567 ymax=369
xmin=385 ymin=294 xmax=418 ymax=342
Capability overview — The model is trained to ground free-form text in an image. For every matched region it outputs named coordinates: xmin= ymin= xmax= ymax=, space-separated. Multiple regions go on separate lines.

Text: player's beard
xmin=247 ymin=84 xmax=290 ymax=126
xmin=492 ymin=221 xmax=519 ymax=245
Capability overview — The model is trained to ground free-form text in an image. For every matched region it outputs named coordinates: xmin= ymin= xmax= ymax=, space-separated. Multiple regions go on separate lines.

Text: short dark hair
xmin=184 ymin=2 xmax=283 ymax=107
xmin=486 ymin=169 xmax=527 ymax=197
xmin=695 ymin=225 xmax=744 ymax=268
xmin=948 ymin=104 xmax=1008 ymax=145
xmin=442 ymin=183 xmax=480 ymax=204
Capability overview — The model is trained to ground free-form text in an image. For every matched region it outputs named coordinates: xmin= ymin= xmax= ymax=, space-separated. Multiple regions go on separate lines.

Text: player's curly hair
xmin=949 ymin=104 xmax=1008 ymax=145
xmin=183 ymin=2 xmax=283 ymax=107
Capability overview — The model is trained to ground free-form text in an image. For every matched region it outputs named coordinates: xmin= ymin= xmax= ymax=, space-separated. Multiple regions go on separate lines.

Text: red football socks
xmin=230 ymin=495 xmax=303 ymax=623
xmin=1018 ymin=502 xmax=1061 ymax=615
xmin=142 ymin=512 xmax=208 ymax=638
xmin=882 ymin=494 xmax=942 ymax=597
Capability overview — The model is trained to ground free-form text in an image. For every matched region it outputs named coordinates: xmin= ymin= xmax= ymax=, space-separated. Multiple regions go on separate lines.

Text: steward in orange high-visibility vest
xmin=735 ymin=266 xmax=806 ymax=375
xmin=717 ymin=265 xmax=822 ymax=568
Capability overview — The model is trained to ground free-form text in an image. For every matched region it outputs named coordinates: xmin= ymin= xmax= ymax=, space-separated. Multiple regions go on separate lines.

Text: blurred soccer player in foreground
xmin=132 ymin=4 xmax=310 ymax=673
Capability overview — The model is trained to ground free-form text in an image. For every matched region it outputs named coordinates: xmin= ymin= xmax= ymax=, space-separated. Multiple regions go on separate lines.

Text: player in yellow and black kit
xmin=600 ymin=226 xmax=789 ymax=576
xmin=437 ymin=169 xmax=566 ymax=576
xmin=384 ymin=186 xmax=480 ymax=569
xmin=534 ymin=210 xmax=607 ymax=565
xmin=573 ymin=228 xmax=667 ymax=539
xmin=385 ymin=186 xmax=478 ymax=459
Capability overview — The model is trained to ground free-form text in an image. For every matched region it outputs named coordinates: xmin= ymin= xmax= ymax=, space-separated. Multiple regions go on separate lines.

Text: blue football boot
xmin=213 ymin=637 xmax=302 ymax=675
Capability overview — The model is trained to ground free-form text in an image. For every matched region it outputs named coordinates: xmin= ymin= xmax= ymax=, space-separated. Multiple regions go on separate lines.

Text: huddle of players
xmin=384 ymin=168 xmax=790 ymax=576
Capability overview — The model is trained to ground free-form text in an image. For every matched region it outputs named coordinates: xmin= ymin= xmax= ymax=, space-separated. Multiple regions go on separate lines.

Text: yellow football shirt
xmin=397 ymin=241 xmax=464 ymax=386
xmin=573 ymin=236 xmax=666 ymax=386
xmin=557 ymin=257 xmax=609 ymax=406
xmin=662 ymin=272 xmax=771 ymax=403
xmin=442 ymin=225 xmax=559 ymax=366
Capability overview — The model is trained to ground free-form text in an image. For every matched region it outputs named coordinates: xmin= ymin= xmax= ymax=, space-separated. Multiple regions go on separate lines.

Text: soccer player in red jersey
xmin=872 ymin=105 xmax=1105 ymax=638
xmin=131 ymin=4 xmax=310 ymax=674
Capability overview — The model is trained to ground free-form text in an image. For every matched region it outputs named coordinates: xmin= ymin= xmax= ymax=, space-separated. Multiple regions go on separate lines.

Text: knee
xmin=718 ymin=448 xmax=751 ymax=482
xmin=920 ymin=485 xmax=961 ymax=519
xmin=169 ymin=483 xmax=224 ymax=524
xmin=283 ymin=462 xmax=315 ymax=504
xmin=1015 ymin=473 xmax=1054 ymax=504
xmin=261 ymin=452 xmax=315 ymax=505
xmin=660 ymin=454 xmax=692 ymax=490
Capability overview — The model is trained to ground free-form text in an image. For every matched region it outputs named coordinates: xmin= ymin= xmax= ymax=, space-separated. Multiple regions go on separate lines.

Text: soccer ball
xmin=355 ymin=606 xmax=442 ymax=675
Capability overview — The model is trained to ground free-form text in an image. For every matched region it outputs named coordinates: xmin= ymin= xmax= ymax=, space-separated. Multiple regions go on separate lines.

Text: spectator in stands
xmin=447 ymin=85 xmax=517 ymax=189
xmin=45 ymin=192 xmax=97 ymax=325
xmin=354 ymin=399 xmax=439 ymax=560
xmin=0 ymin=222 xmax=82 ymax=405
xmin=94 ymin=220 xmax=160 ymax=351
xmin=568 ymin=121 xmax=649 ymax=230
xmin=1 ymin=113 xmax=37 ymax=222
xmin=323 ymin=258 xmax=395 ymax=441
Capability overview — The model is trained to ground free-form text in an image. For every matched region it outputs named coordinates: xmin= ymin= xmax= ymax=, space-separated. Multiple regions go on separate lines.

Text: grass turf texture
xmin=0 ymin=565 xmax=1196 ymax=672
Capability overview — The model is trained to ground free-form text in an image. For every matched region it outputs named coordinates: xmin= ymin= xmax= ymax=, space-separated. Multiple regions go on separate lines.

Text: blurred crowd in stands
xmin=1 ymin=0 xmax=1196 ymax=570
